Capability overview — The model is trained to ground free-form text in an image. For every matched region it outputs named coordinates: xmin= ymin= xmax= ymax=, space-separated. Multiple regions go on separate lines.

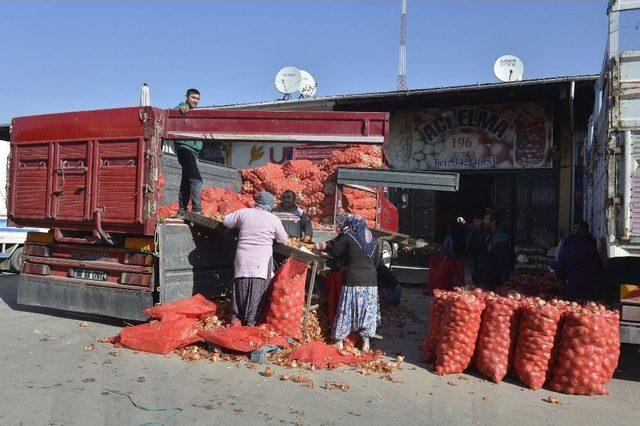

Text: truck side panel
xmin=160 ymin=150 xmax=241 ymax=205
xmin=10 ymin=107 xmax=162 ymax=235
xmin=98 ymin=139 xmax=142 ymax=222
xmin=631 ymin=131 xmax=640 ymax=238
xmin=585 ymin=2 xmax=640 ymax=344
xmin=12 ymin=144 xmax=50 ymax=218
xmin=158 ymin=222 xmax=236 ymax=303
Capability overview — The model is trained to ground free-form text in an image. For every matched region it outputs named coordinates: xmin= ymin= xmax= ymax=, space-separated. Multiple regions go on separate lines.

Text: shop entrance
xmin=395 ymin=170 xmax=557 ymax=266
xmin=434 ymin=174 xmax=513 ymax=254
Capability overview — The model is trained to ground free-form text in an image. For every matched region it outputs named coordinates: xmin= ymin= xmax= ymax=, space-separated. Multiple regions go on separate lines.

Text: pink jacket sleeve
xmin=274 ymin=217 xmax=289 ymax=243
xmin=223 ymin=210 xmax=241 ymax=229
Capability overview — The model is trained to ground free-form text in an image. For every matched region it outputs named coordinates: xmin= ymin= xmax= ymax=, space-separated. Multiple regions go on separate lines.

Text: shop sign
xmin=387 ymin=102 xmax=553 ymax=170
xmin=230 ymin=142 xmax=294 ymax=169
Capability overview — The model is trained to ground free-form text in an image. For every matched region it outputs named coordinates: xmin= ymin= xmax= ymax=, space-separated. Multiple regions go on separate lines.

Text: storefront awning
xmin=336 ymin=168 xmax=459 ymax=192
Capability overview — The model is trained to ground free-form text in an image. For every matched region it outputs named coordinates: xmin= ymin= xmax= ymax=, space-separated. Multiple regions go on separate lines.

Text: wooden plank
xmin=302 ymin=260 xmax=319 ymax=337
xmin=183 ymin=211 xmax=226 ymax=231
xmin=273 ymin=243 xmax=327 ymax=264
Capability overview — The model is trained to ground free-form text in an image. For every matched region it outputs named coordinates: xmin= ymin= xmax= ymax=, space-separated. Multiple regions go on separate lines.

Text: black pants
xmin=176 ymin=147 xmax=202 ymax=213
xmin=468 ymin=256 xmax=481 ymax=284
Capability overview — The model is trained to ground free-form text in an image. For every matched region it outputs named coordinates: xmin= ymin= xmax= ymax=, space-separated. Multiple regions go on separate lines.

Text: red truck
xmin=8 ymin=106 xmax=396 ymax=320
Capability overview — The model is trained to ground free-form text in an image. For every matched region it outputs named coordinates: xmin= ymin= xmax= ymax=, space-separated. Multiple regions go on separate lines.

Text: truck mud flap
xmin=17 ymin=276 xmax=153 ymax=321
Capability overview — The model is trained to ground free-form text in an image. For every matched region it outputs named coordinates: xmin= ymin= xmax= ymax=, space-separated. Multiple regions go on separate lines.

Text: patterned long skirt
xmin=333 ymin=285 xmax=380 ymax=341
xmin=232 ymin=277 xmax=270 ymax=326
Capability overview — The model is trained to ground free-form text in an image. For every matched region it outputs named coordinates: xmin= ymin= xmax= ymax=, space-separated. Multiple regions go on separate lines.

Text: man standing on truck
xmin=174 ymin=88 xmax=202 ymax=219
xmin=273 ymin=190 xmax=313 ymax=242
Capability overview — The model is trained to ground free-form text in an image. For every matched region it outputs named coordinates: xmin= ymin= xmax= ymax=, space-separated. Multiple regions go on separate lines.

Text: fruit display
xmin=514 ymin=245 xmax=552 ymax=275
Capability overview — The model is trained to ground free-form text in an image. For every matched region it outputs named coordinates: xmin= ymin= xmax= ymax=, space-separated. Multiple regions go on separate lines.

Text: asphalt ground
xmin=1 ymin=273 xmax=639 ymax=426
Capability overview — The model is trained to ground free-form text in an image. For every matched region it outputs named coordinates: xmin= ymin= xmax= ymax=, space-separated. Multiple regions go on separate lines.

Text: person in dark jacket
xmin=478 ymin=212 xmax=512 ymax=289
xmin=174 ymin=88 xmax=202 ymax=218
xmin=457 ymin=214 xmax=485 ymax=284
xmin=377 ymin=264 xmax=401 ymax=306
xmin=314 ymin=213 xmax=380 ymax=352
xmin=556 ymin=221 xmax=603 ymax=301
xmin=273 ymin=190 xmax=313 ymax=241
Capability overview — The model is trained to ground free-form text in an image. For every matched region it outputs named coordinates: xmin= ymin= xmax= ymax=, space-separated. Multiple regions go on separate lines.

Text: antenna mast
xmin=397 ymin=0 xmax=407 ymax=90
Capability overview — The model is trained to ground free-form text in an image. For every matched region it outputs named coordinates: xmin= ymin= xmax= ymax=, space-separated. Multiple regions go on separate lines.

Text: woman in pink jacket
xmin=223 ymin=191 xmax=288 ymax=325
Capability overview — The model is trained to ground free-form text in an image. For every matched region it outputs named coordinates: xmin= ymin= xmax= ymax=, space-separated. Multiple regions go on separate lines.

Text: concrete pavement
xmin=0 ymin=273 xmax=638 ymax=425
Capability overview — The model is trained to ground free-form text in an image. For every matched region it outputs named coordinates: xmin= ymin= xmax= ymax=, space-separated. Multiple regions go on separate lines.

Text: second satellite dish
xmin=493 ymin=55 xmax=524 ymax=82
xmin=275 ymin=67 xmax=302 ymax=94
xmin=298 ymin=70 xmax=317 ymax=98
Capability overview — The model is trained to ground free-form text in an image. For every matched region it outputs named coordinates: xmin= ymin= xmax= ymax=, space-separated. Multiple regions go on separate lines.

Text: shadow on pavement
xmin=613 ymin=344 xmax=640 ymax=383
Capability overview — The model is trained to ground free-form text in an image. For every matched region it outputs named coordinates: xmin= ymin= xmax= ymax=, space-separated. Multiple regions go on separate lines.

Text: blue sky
xmin=0 ymin=1 xmax=620 ymax=123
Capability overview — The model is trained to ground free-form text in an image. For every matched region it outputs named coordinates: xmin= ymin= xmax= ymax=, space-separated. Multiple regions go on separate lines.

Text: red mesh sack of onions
xmin=157 ymin=203 xmax=179 ymax=219
xmin=601 ymin=310 xmax=621 ymax=382
xmin=283 ymin=159 xmax=317 ymax=179
xmin=475 ymin=294 xmax=523 ymax=383
xmin=421 ymin=289 xmax=451 ymax=363
xmin=264 ymin=258 xmax=309 ymax=340
xmin=201 ymin=201 xmax=219 ymax=217
xmin=434 ymin=291 xmax=485 ymax=375
xmin=513 ymin=300 xmax=565 ymax=390
xmin=254 ymin=163 xmax=285 ymax=180
xmin=263 ymin=178 xmax=305 ymax=199
xmin=201 ymin=187 xmax=225 ymax=203
xmin=217 ymin=199 xmax=245 ymax=215
xmin=548 ymin=306 xmax=620 ymax=395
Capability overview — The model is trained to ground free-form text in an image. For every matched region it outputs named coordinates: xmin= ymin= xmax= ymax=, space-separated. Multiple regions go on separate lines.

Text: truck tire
xmin=9 ymin=246 xmax=24 ymax=273
xmin=380 ymin=240 xmax=393 ymax=269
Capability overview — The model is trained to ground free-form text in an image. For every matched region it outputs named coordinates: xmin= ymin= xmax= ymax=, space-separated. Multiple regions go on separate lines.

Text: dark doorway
xmin=434 ymin=175 xmax=493 ymax=254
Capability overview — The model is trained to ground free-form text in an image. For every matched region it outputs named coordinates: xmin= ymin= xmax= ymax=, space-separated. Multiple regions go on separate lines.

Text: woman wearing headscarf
xmin=314 ymin=213 xmax=380 ymax=352
xmin=223 ymin=191 xmax=289 ymax=326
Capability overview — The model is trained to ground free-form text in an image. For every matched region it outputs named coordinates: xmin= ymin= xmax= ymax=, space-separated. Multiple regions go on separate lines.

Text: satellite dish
xmin=274 ymin=66 xmax=302 ymax=95
xmin=298 ymin=70 xmax=317 ymax=98
xmin=493 ymin=55 xmax=524 ymax=82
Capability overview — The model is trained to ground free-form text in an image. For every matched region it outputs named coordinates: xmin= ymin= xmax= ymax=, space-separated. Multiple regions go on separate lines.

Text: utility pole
xmin=397 ymin=0 xmax=407 ymax=90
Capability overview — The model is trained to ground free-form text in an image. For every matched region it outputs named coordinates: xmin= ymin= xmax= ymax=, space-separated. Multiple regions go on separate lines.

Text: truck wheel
xmin=9 ymin=246 xmax=24 ymax=273
xmin=380 ymin=241 xmax=392 ymax=269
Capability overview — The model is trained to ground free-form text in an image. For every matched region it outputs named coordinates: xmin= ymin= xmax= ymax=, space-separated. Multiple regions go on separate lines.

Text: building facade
xmin=225 ymin=76 xmax=596 ymax=253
